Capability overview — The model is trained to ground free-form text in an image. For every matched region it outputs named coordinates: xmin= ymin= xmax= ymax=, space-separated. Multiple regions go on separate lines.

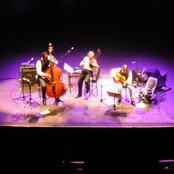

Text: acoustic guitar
xmin=113 ymin=72 xmax=126 ymax=83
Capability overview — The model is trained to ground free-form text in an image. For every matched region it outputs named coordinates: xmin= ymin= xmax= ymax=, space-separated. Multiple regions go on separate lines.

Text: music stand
xmin=64 ymin=63 xmax=78 ymax=92
xmin=107 ymin=91 xmax=122 ymax=110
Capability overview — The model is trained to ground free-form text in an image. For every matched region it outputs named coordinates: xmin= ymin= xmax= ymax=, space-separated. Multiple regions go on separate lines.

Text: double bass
xmin=45 ymin=43 xmax=66 ymax=99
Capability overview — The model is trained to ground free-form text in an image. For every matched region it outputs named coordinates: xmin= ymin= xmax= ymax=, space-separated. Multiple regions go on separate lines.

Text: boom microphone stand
xmin=58 ymin=47 xmax=74 ymax=70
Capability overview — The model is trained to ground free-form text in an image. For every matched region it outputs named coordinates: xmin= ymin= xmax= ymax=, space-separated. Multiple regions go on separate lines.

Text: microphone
xmin=27 ymin=58 xmax=34 ymax=65
xmin=68 ymin=47 xmax=74 ymax=52
xmin=142 ymin=68 xmax=146 ymax=76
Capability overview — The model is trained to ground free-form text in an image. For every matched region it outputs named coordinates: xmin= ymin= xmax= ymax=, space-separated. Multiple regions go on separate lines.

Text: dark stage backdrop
xmin=1 ymin=1 xmax=174 ymax=172
xmin=0 ymin=0 xmax=174 ymax=57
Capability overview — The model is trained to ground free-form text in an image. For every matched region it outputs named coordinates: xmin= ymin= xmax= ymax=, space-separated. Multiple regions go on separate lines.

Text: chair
xmin=89 ymin=67 xmax=100 ymax=96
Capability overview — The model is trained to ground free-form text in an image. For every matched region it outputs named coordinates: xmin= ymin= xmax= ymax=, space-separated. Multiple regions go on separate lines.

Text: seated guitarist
xmin=75 ymin=51 xmax=99 ymax=98
xmin=114 ymin=64 xmax=135 ymax=106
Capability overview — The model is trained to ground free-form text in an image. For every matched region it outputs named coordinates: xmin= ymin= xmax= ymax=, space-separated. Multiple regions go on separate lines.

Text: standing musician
xmin=36 ymin=51 xmax=62 ymax=106
xmin=113 ymin=64 xmax=135 ymax=106
xmin=75 ymin=51 xmax=99 ymax=98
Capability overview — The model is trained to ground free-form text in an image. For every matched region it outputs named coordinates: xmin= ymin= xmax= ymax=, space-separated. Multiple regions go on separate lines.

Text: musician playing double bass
xmin=113 ymin=64 xmax=135 ymax=106
xmin=75 ymin=51 xmax=99 ymax=98
xmin=36 ymin=51 xmax=62 ymax=106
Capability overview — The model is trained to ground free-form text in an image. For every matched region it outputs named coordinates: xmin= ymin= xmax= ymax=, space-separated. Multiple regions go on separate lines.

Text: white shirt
xmin=80 ymin=56 xmax=97 ymax=71
xmin=36 ymin=55 xmax=58 ymax=78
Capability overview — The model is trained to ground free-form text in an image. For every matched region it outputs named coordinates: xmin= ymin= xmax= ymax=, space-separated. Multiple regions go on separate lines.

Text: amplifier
xmin=20 ymin=66 xmax=37 ymax=87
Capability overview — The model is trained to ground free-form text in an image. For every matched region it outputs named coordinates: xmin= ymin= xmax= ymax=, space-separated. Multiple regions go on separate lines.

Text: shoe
xmin=53 ymin=98 xmax=62 ymax=106
xmin=42 ymin=100 xmax=46 ymax=106
xmin=131 ymin=99 xmax=135 ymax=106
xmin=75 ymin=95 xmax=82 ymax=98
xmin=84 ymin=92 xmax=90 ymax=100
xmin=86 ymin=89 xmax=89 ymax=94
xmin=117 ymin=99 xmax=121 ymax=105
xmin=56 ymin=98 xmax=63 ymax=102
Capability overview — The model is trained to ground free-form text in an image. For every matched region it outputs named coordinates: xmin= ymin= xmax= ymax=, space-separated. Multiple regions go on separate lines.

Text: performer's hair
xmin=122 ymin=64 xmax=128 ymax=70
xmin=41 ymin=52 xmax=48 ymax=58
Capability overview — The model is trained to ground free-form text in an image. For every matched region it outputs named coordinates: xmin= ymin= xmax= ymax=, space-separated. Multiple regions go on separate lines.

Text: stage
xmin=0 ymin=71 xmax=173 ymax=128
xmin=1 ymin=1 xmax=174 ymax=172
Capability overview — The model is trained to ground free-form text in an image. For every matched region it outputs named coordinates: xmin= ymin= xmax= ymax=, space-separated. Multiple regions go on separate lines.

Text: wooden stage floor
xmin=0 ymin=73 xmax=174 ymax=128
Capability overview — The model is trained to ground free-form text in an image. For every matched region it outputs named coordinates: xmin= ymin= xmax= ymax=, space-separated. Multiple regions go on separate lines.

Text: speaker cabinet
xmin=20 ymin=66 xmax=37 ymax=87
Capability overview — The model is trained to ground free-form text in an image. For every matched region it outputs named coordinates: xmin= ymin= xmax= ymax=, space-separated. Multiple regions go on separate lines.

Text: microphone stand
xmin=24 ymin=80 xmax=40 ymax=110
xmin=13 ymin=74 xmax=26 ymax=101
xmin=58 ymin=49 xmax=73 ymax=70
xmin=100 ymin=85 xmax=105 ymax=103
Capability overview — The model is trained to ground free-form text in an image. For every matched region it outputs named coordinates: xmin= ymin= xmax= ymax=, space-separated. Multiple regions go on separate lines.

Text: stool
xmin=122 ymin=86 xmax=129 ymax=102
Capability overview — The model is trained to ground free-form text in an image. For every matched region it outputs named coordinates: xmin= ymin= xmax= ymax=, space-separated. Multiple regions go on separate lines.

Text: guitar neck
xmin=94 ymin=48 xmax=101 ymax=59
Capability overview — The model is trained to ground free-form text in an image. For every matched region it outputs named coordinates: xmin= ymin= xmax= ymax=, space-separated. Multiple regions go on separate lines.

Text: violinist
xmin=75 ymin=51 xmax=99 ymax=98
xmin=36 ymin=51 xmax=62 ymax=106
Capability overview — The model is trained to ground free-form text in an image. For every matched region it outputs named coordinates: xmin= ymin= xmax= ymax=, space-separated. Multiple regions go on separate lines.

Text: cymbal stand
xmin=24 ymin=81 xmax=40 ymax=110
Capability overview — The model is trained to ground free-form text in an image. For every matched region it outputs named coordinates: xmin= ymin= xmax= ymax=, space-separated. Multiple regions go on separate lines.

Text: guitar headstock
xmin=48 ymin=43 xmax=53 ymax=54
xmin=97 ymin=48 xmax=101 ymax=55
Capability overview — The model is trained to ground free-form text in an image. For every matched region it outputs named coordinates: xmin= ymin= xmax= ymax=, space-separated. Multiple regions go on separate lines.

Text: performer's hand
xmin=46 ymin=74 xmax=51 ymax=78
xmin=91 ymin=62 xmax=99 ymax=67
xmin=123 ymin=82 xmax=127 ymax=87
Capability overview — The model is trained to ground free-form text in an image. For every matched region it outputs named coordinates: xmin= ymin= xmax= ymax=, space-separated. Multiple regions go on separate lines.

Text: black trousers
xmin=38 ymin=77 xmax=49 ymax=100
xmin=77 ymin=69 xmax=92 ymax=96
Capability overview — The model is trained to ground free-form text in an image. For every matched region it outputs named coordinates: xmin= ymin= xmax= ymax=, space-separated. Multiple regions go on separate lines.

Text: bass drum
xmin=132 ymin=67 xmax=148 ymax=85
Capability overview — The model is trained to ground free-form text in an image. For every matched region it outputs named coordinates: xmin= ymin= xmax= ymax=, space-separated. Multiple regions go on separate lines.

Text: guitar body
xmin=114 ymin=72 xmax=126 ymax=83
